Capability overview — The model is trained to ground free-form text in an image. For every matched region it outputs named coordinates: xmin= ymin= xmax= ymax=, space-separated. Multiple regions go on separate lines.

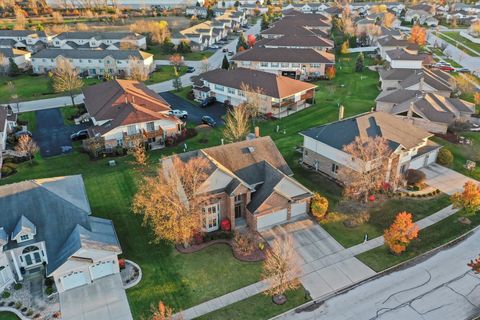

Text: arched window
xmin=22 ymin=246 xmax=39 ymax=254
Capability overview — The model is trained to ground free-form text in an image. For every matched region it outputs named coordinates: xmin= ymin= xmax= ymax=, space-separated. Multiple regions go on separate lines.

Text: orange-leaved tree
xmin=451 ymin=181 xmax=480 ymax=216
xmin=325 ymin=66 xmax=336 ymax=80
xmin=310 ymin=193 xmax=329 ymax=220
xmin=408 ymin=25 xmax=427 ymax=46
xmin=384 ymin=212 xmax=419 ymax=255
xmin=468 ymin=255 xmax=480 ymax=273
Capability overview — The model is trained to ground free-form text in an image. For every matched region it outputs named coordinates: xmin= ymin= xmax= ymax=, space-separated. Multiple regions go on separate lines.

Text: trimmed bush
xmin=45 ymin=287 xmax=54 ymax=295
xmin=13 ymin=283 xmax=22 ymax=290
xmin=1 ymin=291 xmax=10 ymax=299
xmin=437 ymin=148 xmax=453 ymax=166
xmin=310 ymin=193 xmax=329 ymax=220
xmin=405 ymin=169 xmax=426 ymax=186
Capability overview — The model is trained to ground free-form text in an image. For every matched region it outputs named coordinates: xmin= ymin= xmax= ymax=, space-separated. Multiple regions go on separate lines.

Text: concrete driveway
xmin=159 ymin=92 xmax=227 ymax=126
xmin=261 ymin=219 xmax=375 ymax=299
xmin=33 ymin=108 xmax=89 ymax=158
xmin=421 ymin=163 xmax=479 ymax=195
xmin=59 ymin=274 xmax=132 ymax=320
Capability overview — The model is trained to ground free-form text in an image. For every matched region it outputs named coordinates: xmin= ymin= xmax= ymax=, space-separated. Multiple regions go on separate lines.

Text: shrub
xmin=232 ymin=230 xmax=256 ymax=255
xmin=44 ymin=278 xmax=54 ymax=287
xmin=13 ymin=283 xmax=22 ymax=290
xmin=344 ymin=211 xmax=370 ymax=228
xmin=405 ymin=169 xmax=426 ymax=186
xmin=27 ymin=310 xmax=33 ymax=316
xmin=15 ymin=301 xmax=22 ymax=309
xmin=310 ymin=193 xmax=329 ymax=220
xmin=45 ymin=287 xmax=54 ymax=295
xmin=437 ymin=148 xmax=453 ymax=166
xmin=319 ymin=212 xmax=347 ymax=224
xmin=1 ymin=291 xmax=10 ymax=299
xmin=118 ymin=258 xmax=126 ymax=270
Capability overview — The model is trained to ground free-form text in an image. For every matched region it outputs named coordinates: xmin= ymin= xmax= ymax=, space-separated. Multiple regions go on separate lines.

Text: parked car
xmin=456 ymin=67 xmax=470 ymax=73
xmin=228 ymin=51 xmax=234 ymax=56
xmin=222 ymin=48 xmax=228 ymax=52
xmin=200 ymin=96 xmax=217 ymax=108
xmin=169 ymin=109 xmax=188 ymax=119
xmin=210 ymin=45 xmax=220 ymax=49
xmin=70 ymin=129 xmax=89 ymax=141
xmin=438 ymin=65 xmax=455 ymax=72
xmin=201 ymin=115 xmax=216 ymax=127
xmin=186 ymin=66 xmax=195 ymax=73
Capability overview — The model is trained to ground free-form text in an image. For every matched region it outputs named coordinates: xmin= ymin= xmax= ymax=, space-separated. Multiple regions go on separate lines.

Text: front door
xmin=202 ymin=204 xmax=219 ymax=232
xmin=234 ymin=194 xmax=243 ymax=219
xmin=21 ymin=246 xmax=42 ymax=268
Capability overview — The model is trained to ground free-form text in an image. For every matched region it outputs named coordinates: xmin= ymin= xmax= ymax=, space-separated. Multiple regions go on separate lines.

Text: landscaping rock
xmin=458 ymin=217 xmax=471 ymax=225
xmin=272 ymin=294 xmax=287 ymax=305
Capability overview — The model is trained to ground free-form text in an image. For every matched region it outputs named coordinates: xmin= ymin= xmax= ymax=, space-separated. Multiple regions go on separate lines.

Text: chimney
xmin=254 ymin=126 xmax=260 ymax=138
xmin=338 ymin=105 xmax=344 ymax=120
xmin=407 ymin=101 xmax=414 ymax=119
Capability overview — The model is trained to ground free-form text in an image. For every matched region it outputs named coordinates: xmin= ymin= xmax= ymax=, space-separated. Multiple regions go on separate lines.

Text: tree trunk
xmin=70 ymin=92 xmax=76 ymax=108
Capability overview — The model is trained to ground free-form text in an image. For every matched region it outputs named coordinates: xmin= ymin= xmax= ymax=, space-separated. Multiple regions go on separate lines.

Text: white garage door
xmin=257 ymin=209 xmax=288 ymax=230
xmin=291 ymin=202 xmax=307 ymax=217
xmin=90 ymin=261 xmax=115 ymax=281
xmin=62 ymin=271 xmax=87 ymax=291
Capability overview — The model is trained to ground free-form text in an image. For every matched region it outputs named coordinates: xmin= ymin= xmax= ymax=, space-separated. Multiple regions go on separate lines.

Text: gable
xmin=199 ymin=168 xmax=234 ymax=193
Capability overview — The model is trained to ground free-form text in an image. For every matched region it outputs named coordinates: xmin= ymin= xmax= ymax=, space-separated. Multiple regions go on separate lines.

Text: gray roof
xmin=232 ymin=47 xmax=335 ymax=64
xmin=0 ymin=175 xmax=121 ymax=275
xmin=56 ymin=31 xmax=143 ymax=41
xmin=400 ymin=68 xmax=452 ymax=92
xmin=301 ymin=111 xmax=432 ymax=151
xmin=0 ymin=30 xmax=47 ymax=38
xmin=0 ymin=48 xmax=29 ymax=58
xmin=12 ymin=215 xmax=36 ymax=240
xmin=379 ymin=68 xmax=417 ymax=81
xmin=0 ymin=228 xmax=7 ymax=247
xmin=32 ymin=48 xmax=151 ymax=60
xmin=376 ymin=89 xmax=421 ymax=103
xmin=0 ymin=39 xmax=17 ymax=47
xmin=386 ymin=48 xmax=424 ymax=61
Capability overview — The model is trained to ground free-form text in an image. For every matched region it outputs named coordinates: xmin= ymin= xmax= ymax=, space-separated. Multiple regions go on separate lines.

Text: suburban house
xmin=301 ymin=111 xmax=440 ymax=186
xmin=404 ymin=9 xmax=439 ymax=26
xmin=376 ymin=90 xmax=475 ymax=134
xmin=152 ymin=0 xmax=204 ymax=9
xmin=83 ymin=79 xmax=182 ymax=149
xmin=0 ymin=30 xmax=53 ymax=52
xmin=51 ymin=32 xmax=147 ymax=50
xmin=192 ymin=68 xmax=317 ymax=117
xmin=0 ymin=175 xmax=124 ymax=295
xmin=378 ymin=67 xmax=453 ymax=96
xmin=0 ymin=48 xmax=31 ymax=70
xmin=376 ymin=36 xmax=419 ymax=59
xmin=256 ymin=34 xmax=334 ymax=51
xmin=185 ymin=6 xmax=208 ymax=18
xmin=232 ymin=47 xmax=335 ymax=80
xmin=385 ymin=48 xmax=426 ymax=69
xmin=31 ymin=49 xmax=154 ymax=77
xmin=164 ymin=137 xmax=313 ymax=231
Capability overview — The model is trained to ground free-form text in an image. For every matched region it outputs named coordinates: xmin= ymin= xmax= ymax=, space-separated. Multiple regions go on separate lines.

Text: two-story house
xmin=51 ymin=32 xmax=147 ymax=50
xmin=301 ymin=111 xmax=440 ymax=186
xmin=192 ymin=68 xmax=317 ymax=118
xmin=0 ymin=48 xmax=31 ymax=70
xmin=0 ymin=30 xmax=53 ymax=52
xmin=257 ymin=34 xmax=334 ymax=51
xmin=376 ymin=36 xmax=419 ymax=59
xmin=232 ymin=47 xmax=335 ymax=80
xmin=385 ymin=48 xmax=426 ymax=69
xmin=31 ymin=49 xmax=153 ymax=77
xmin=165 ymin=137 xmax=313 ymax=231
xmin=83 ymin=79 xmax=182 ymax=149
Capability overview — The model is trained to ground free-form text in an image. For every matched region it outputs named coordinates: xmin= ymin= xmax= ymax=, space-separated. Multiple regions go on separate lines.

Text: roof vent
xmin=248 ymin=146 xmax=255 ymax=153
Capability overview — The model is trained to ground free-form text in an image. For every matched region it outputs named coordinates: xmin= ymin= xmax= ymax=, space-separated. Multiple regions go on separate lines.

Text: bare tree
xmin=240 ymin=82 xmax=264 ymax=125
xmin=51 ymin=11 xmax=64 ymax=24
xmin=14 ymin=9 xmax=27 ymax=30
xmin=262 ymin=235 xmax=301 ymax=303
xmin=128 ymin=139 xmax=148 ymax=167
xmin=132 ymin=156 xmax=210 ymax=247
xmin=127 ymin=56 xmax=149 ymax=81
xmin=223 ymin=105 xmax=250 ymax=142
xmin=83 ymin=136 xmax=104 ymax=158
xmin=200 ymin=57 xmax=210 ymax=74
xmin=7 ymin=81 xmax=20 ymax=114
xmin=52 ymin=57 xmax=83 ymax=108
xmin=337 ymin=136 xmax=393 ymax=202
xmin=15 ymin=135 xmax=39 ymax=164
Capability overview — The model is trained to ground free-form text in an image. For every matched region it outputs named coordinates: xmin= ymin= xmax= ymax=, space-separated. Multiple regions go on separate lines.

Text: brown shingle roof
xmin=232 ymin=47 xmax=335 ymax=64
xmin=199 ymin=68 xmax=317 ymax=99
xmin=386 ymin=48 xmax=424 ymax=61
xmin=261 ymin=34 xmax=334 ymax=48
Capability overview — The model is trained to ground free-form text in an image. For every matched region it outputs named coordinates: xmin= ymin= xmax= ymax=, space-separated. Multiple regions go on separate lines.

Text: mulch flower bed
xmin=176 ymin=239 xmax=266 ymax=262
xmin=434 ymin=132 xmax=459 ymax=144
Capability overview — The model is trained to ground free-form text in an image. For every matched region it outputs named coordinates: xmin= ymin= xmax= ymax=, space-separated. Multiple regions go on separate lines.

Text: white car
xmin=169 ymin=109 xmax=188 ymax=119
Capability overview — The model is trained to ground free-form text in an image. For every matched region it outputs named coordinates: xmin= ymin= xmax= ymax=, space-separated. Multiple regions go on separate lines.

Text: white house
xmin=0 ymin=175 xmax=124 ymax=295
xmin=52 ymin=32 xmax=147 ymax=50
xmin=0 ymin=30 xmax=53 ymax=52
xmin=301 ymin=111 xmax=440 ymax=185
xmin=385 ymin=48 xmax=425 ymax=69
xmin=185 ymin=6 xmax=208 ymax=18
xmin=31 ymin=49 xmax=154 ymax=77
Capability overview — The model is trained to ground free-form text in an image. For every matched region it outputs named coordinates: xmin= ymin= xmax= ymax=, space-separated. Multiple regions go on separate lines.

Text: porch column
xmin=9 ymin=251 xmax=22 ymax=281
xmin=229 ymin=195 xmax=236 ymax=230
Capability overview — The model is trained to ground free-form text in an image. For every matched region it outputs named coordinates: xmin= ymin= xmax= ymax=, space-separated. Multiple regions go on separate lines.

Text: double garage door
xmin=256 ymin=203 xmax=308 ymax=230
xmin=61 ymin=260 xmax=115 ymax=291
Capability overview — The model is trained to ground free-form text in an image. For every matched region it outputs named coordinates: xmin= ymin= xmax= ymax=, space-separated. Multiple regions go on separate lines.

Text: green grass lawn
xmin=146 ymin=66 xmax=188 ymax=85
xmin=439 ymin=32 xmax=480 ymax=57
xmin=17 ymin=111 xmax=37 ymax=132
xmin=196 ymin=288 xmax=310 ymax=320
xmin=60 ymin=106 xmax=80 ymax=126
xmin=147 ymin=46 xmax=214 ymax=61
xmin=0 ymin=312 xmax=19 ymax=320
xmin=0 ymin=75 xmax=101 ymax=103
xmin=321 ymin=194 xmax=451 ymax=248
xmin=444 ymin=58 xmax=463 ymax=68
xmin=430 ymin=47 xmax=445 ymax=57
xmin=357 ymin=209 xmax=480 ymax=272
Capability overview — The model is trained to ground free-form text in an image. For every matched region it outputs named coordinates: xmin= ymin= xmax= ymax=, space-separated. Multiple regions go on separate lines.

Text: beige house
xmin=165 ymin=137 xmax=313 ymax=231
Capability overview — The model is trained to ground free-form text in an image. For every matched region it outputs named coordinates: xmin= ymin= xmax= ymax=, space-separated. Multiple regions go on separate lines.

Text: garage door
xmin=90 ymin=261 xmax=115 ymax=281
xmin=62 ymin=271 xmax=87 ymax=291
xmin=257 ymin=209 xmax=288 ymax=230
xmin=291 ymin=202 xmax=307 ymax=217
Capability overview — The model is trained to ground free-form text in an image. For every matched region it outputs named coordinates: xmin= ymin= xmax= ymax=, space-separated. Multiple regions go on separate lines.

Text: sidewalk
xmin=177 ymin=204 xmax=459 ymax=319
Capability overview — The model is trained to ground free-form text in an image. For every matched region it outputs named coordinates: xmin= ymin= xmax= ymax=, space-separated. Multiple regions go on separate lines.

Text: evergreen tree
xmin=221 ymin=55 xmax=229 ymax=69
xmin=161 ymin=37 xmax=176 ymax=54
xmin=236 ymin=32 xmax=248 ymax=50
xmin=8 ymin=58 xmax=19 ymax=77
xmin=234 ymin=0 xmax=240 ymax=7
xmin=355 ymin=52 xmax=365 ymax=72
xmin=177 ymin=40 xmax=192 ymax=54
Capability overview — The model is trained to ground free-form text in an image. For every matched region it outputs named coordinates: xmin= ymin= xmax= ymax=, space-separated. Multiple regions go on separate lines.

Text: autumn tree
xmin=247 ymin=34 xmax=256 ymax=48
xmin=325 ymin=66 xmax=336 ymax=80
xmin=355 ymin=52 xmax=364 ymax=72
xmin=129 ymin=139 xmax=148 ymax=168
xmin=470 ymin=20 xmax=480 ymax=37
xmin=451 ymin=181 xmax=480 ymax=216
xmin=130 ymin=20 xmax=169 ymax=44
xmin=15 ymin=135 xmax=39 ymax=164
xmin=468 ymin=255 xmax=480 ymax=273
xmin=474 ymin=92 xmax=480 ymax=106
xmin=150 ymin=301 xmax=182 ymax=320
xmin=52 ymin=11 xmax=63 ymax=24
xmin=200 ymin=57 xmax=210 ymax=74
xmin=127 ymin=56 xmax=149 ymax=82
xmin=169 ymin=53 xmax=184 ymax=76
xmin=14 ymin=9 xmax=27 ymax=30
xmin=340 ymin=40 xmax=350 ymax=55
xmin=132 ymin=156 xmax=210 ymax=247
xmin=240 ymin=82 xmax=264 ymax=125
xmin=0 ymin=53 xmax=5 ymax=75
xmin=337 ymin=136 xmax=392 ymax=202
xmin=310 ymin=193 xmax=328 ymax=220
xmin=409 ymin=25 xmax=427 ymax=46
xmin=384 ymin=212 xmax=419 ymax=255
xmin=451 ymin=74 xmax=476 ymax=96
xmin=237 ymin=32 xmax=248 ymax=51
xmin=262 ymin=235 xmax=301 ymax=303
xmin=223 ymin=105 xmax=250 ymax=142
xmin=52 ymin=57 xmax=83 ymax=108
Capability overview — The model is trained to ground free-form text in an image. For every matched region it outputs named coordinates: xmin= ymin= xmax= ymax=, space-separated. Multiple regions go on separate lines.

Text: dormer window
xmin=20 ymin=235 xmax=29 ymax=241
xmin=12 ymin=215 xmax=36 ymax=243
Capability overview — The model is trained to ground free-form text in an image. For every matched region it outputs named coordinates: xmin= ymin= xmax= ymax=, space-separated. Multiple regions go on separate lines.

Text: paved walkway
xmin=421 ymin=163 xmax=478 ymax=195
xmin=178 ymin=203 xmax=459 ymax=319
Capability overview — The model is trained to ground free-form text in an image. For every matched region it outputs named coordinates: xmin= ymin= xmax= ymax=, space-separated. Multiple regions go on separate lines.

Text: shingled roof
xmin=32 ymin=48 xmax=151 ymax=60
xmin=232 ymin=47 xmax=335 ymax=64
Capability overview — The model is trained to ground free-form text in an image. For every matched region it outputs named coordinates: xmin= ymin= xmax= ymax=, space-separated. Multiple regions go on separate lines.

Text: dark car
xmin=70 ymin=129 xmax=89 ymax=141
xmin=228 ymin=51 xmax=234 ymax=56
xmin=200 ymin=96 xmax=217 ymax=108
xmin=222 ymin=48 xmax=228 ymax=52
xmin=223 ymin=100 xmax=233 ymax=110
xmin=186 ymin=66 xmax=195 ymax=73
xmin=201 ymin=115 xmax=216 ymax=127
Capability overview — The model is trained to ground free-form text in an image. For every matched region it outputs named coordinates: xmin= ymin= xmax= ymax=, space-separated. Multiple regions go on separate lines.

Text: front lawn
xmin=17 ymin=111 xmax=37 ymax=132
xmin=357 ymin=209 xmax=480 ymax=271
xmin=321 ymin=194 xmax=451 ymax=248
xmin=147 ymin=46 xmax=214 ymax=60
xmin=438 ymin=32 xmax=480 ymax=57
xmin=196 ymin=288 xmax=310 ymax=320
xmin=60 ymin=105 xmax=80 ymax=126
xmin=444 ymin=58 xmax=462 ymax=68
xmin=146 ymin=66 xmax=188 ymax=84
